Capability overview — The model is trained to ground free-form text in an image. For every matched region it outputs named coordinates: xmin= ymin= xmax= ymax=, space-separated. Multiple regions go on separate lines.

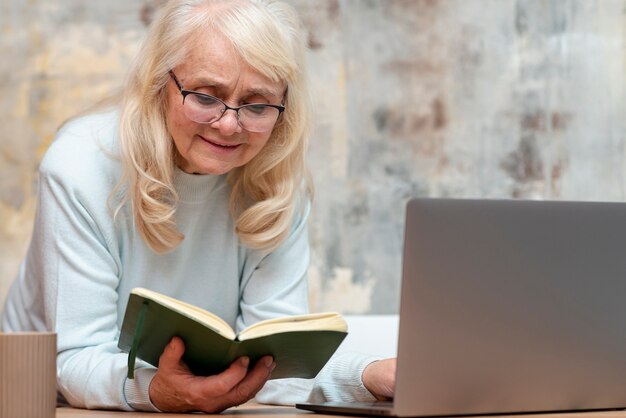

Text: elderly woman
xmin=1 ymin=0 xmax=394 ymax=413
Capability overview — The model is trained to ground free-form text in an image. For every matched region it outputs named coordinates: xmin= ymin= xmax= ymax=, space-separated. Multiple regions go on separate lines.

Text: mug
xmin=0 ymin=332 xmax=57 ymax=418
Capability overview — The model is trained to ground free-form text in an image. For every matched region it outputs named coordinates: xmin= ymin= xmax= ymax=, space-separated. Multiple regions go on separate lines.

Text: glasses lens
xmin=239 ymin=105 xmax=281 ymax=132
xmin=184 ymin=93 xmax=224 ymax=123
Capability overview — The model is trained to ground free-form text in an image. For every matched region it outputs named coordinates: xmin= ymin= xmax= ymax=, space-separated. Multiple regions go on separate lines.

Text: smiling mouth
xmin=200 ymin=136 xmax=242 ymax=149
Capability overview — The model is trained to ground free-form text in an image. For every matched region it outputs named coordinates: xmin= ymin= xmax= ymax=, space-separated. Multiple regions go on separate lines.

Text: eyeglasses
xmin=169 ymin=71 xmax=285 ymax=133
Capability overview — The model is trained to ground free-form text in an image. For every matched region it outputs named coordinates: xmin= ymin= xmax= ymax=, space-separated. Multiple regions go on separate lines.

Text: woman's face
xmin=166 ymin=31 xmax=286 ymax=175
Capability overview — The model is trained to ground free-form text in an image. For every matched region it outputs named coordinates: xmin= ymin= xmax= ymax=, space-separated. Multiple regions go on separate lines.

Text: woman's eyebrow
xmin=186 ymin=76 xmax=283 ymax=101
xmin=181 ymin=77 xmax=284 ymax=101
xmin=244 ymin=87 xmax=283 ymax=100
xmin=187 ymin=76 xmax=221 ymax=89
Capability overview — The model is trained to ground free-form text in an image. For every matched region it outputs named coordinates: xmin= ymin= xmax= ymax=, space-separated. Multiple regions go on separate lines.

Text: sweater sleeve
xmin=236 ymin=198 xmax=380 ymax=405
xmin=23 ymin=143 xmax=159 ymax=411
xmin=236 ymin=198 xmax=312 ymax=328
xmin=256 ymin=351 xmax=381 ymax=405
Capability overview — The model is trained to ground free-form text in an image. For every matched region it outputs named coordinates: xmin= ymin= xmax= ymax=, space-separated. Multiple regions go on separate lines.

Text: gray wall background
xmin=1 ymin=0 xmax=625 ymax=314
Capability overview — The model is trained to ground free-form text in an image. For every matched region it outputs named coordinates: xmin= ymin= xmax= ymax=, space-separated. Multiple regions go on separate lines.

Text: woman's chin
xmin=177 ymin=161 xmax=237 ymax=176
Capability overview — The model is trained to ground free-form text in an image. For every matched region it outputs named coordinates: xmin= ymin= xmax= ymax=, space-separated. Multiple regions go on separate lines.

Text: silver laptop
xmin=297 ymin=198 xmax=626 ymax=417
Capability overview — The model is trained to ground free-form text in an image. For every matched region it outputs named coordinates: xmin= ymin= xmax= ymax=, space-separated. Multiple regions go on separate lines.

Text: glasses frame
xmin=168 ymin=71 xmax=285 ymax=131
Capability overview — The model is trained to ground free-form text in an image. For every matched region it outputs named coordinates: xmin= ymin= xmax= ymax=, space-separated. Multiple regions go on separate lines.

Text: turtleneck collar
xmin=173 ymin=168 xmax=226 ymax=203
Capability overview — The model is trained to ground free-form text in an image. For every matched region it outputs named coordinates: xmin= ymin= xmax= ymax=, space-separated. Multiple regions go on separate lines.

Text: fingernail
xmin=264 ymin=357 xmax=273 ymax=367
xmin=240 ymin=357 xmax=250 ymax=368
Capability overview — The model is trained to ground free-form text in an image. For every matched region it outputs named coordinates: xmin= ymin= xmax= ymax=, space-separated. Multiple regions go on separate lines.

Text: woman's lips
xmin=198 ymin=135 xmax=242 ymax=152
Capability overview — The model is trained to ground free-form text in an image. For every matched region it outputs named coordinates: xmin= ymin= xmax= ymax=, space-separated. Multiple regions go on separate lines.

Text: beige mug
xmin=0 ymin=332 xmax=57 ymax=418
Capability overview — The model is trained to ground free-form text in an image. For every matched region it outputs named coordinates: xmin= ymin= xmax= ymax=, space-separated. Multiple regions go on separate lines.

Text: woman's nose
xmin=210 ymin=108 xmax=242 ymax=135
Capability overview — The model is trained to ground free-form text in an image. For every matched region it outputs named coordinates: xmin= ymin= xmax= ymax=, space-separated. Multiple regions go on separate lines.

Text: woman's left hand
xmin=362 ymin=358 xmax=396 ymax=400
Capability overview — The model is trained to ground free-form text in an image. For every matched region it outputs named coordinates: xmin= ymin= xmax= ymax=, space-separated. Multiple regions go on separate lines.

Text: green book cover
xmin=118 ymin=288 xmax=348 ymax=379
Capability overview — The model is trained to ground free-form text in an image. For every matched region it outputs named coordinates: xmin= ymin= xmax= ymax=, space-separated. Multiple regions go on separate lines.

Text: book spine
xmin=127 ymin=300 xmax=149 ymax=379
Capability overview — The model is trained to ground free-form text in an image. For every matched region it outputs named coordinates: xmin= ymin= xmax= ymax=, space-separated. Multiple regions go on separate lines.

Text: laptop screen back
xmin=394 ymin=198 xmax=626 ymax=416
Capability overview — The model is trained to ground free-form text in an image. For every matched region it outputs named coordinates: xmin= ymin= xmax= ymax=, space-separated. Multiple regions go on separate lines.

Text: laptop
xmin=297 ymin=198 xmax=626 ymax=417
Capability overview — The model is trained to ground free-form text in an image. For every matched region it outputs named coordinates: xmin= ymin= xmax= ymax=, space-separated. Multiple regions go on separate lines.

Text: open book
xmin=118 ymin=287 xmax=348 ymax=379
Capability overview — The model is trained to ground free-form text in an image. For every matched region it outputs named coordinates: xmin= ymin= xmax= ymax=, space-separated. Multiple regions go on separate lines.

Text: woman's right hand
xmin=148 ymin=336 xmax=275 ymax=413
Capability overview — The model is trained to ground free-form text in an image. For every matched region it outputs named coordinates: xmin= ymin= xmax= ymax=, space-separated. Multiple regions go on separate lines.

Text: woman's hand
xmin=362 ymin=358 xmax=396 ymax=400
xmin=149 ymin=336 xmax=275 ymax=413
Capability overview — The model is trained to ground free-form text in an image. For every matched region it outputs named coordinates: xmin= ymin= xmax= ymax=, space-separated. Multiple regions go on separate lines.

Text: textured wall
xmin=1 ymin=0 xmax=625 ymax=314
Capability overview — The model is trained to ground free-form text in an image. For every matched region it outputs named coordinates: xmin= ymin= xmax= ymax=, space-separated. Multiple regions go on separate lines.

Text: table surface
xmin=57 ymin=403 xmax=317 ymax=417
xmin=55 ymin=404 xmax=626 ymax=418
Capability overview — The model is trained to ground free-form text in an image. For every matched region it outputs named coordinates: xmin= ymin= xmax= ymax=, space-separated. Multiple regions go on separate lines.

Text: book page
xmin=131 ymin=287 xmax=236 ymax=340
xmin=238 ymin=312 xmax=347 ymax=341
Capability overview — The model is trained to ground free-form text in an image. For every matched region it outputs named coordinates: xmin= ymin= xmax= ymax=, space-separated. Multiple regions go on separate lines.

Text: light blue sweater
xmin=1 ymin=109 xmax=378 ymax=411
